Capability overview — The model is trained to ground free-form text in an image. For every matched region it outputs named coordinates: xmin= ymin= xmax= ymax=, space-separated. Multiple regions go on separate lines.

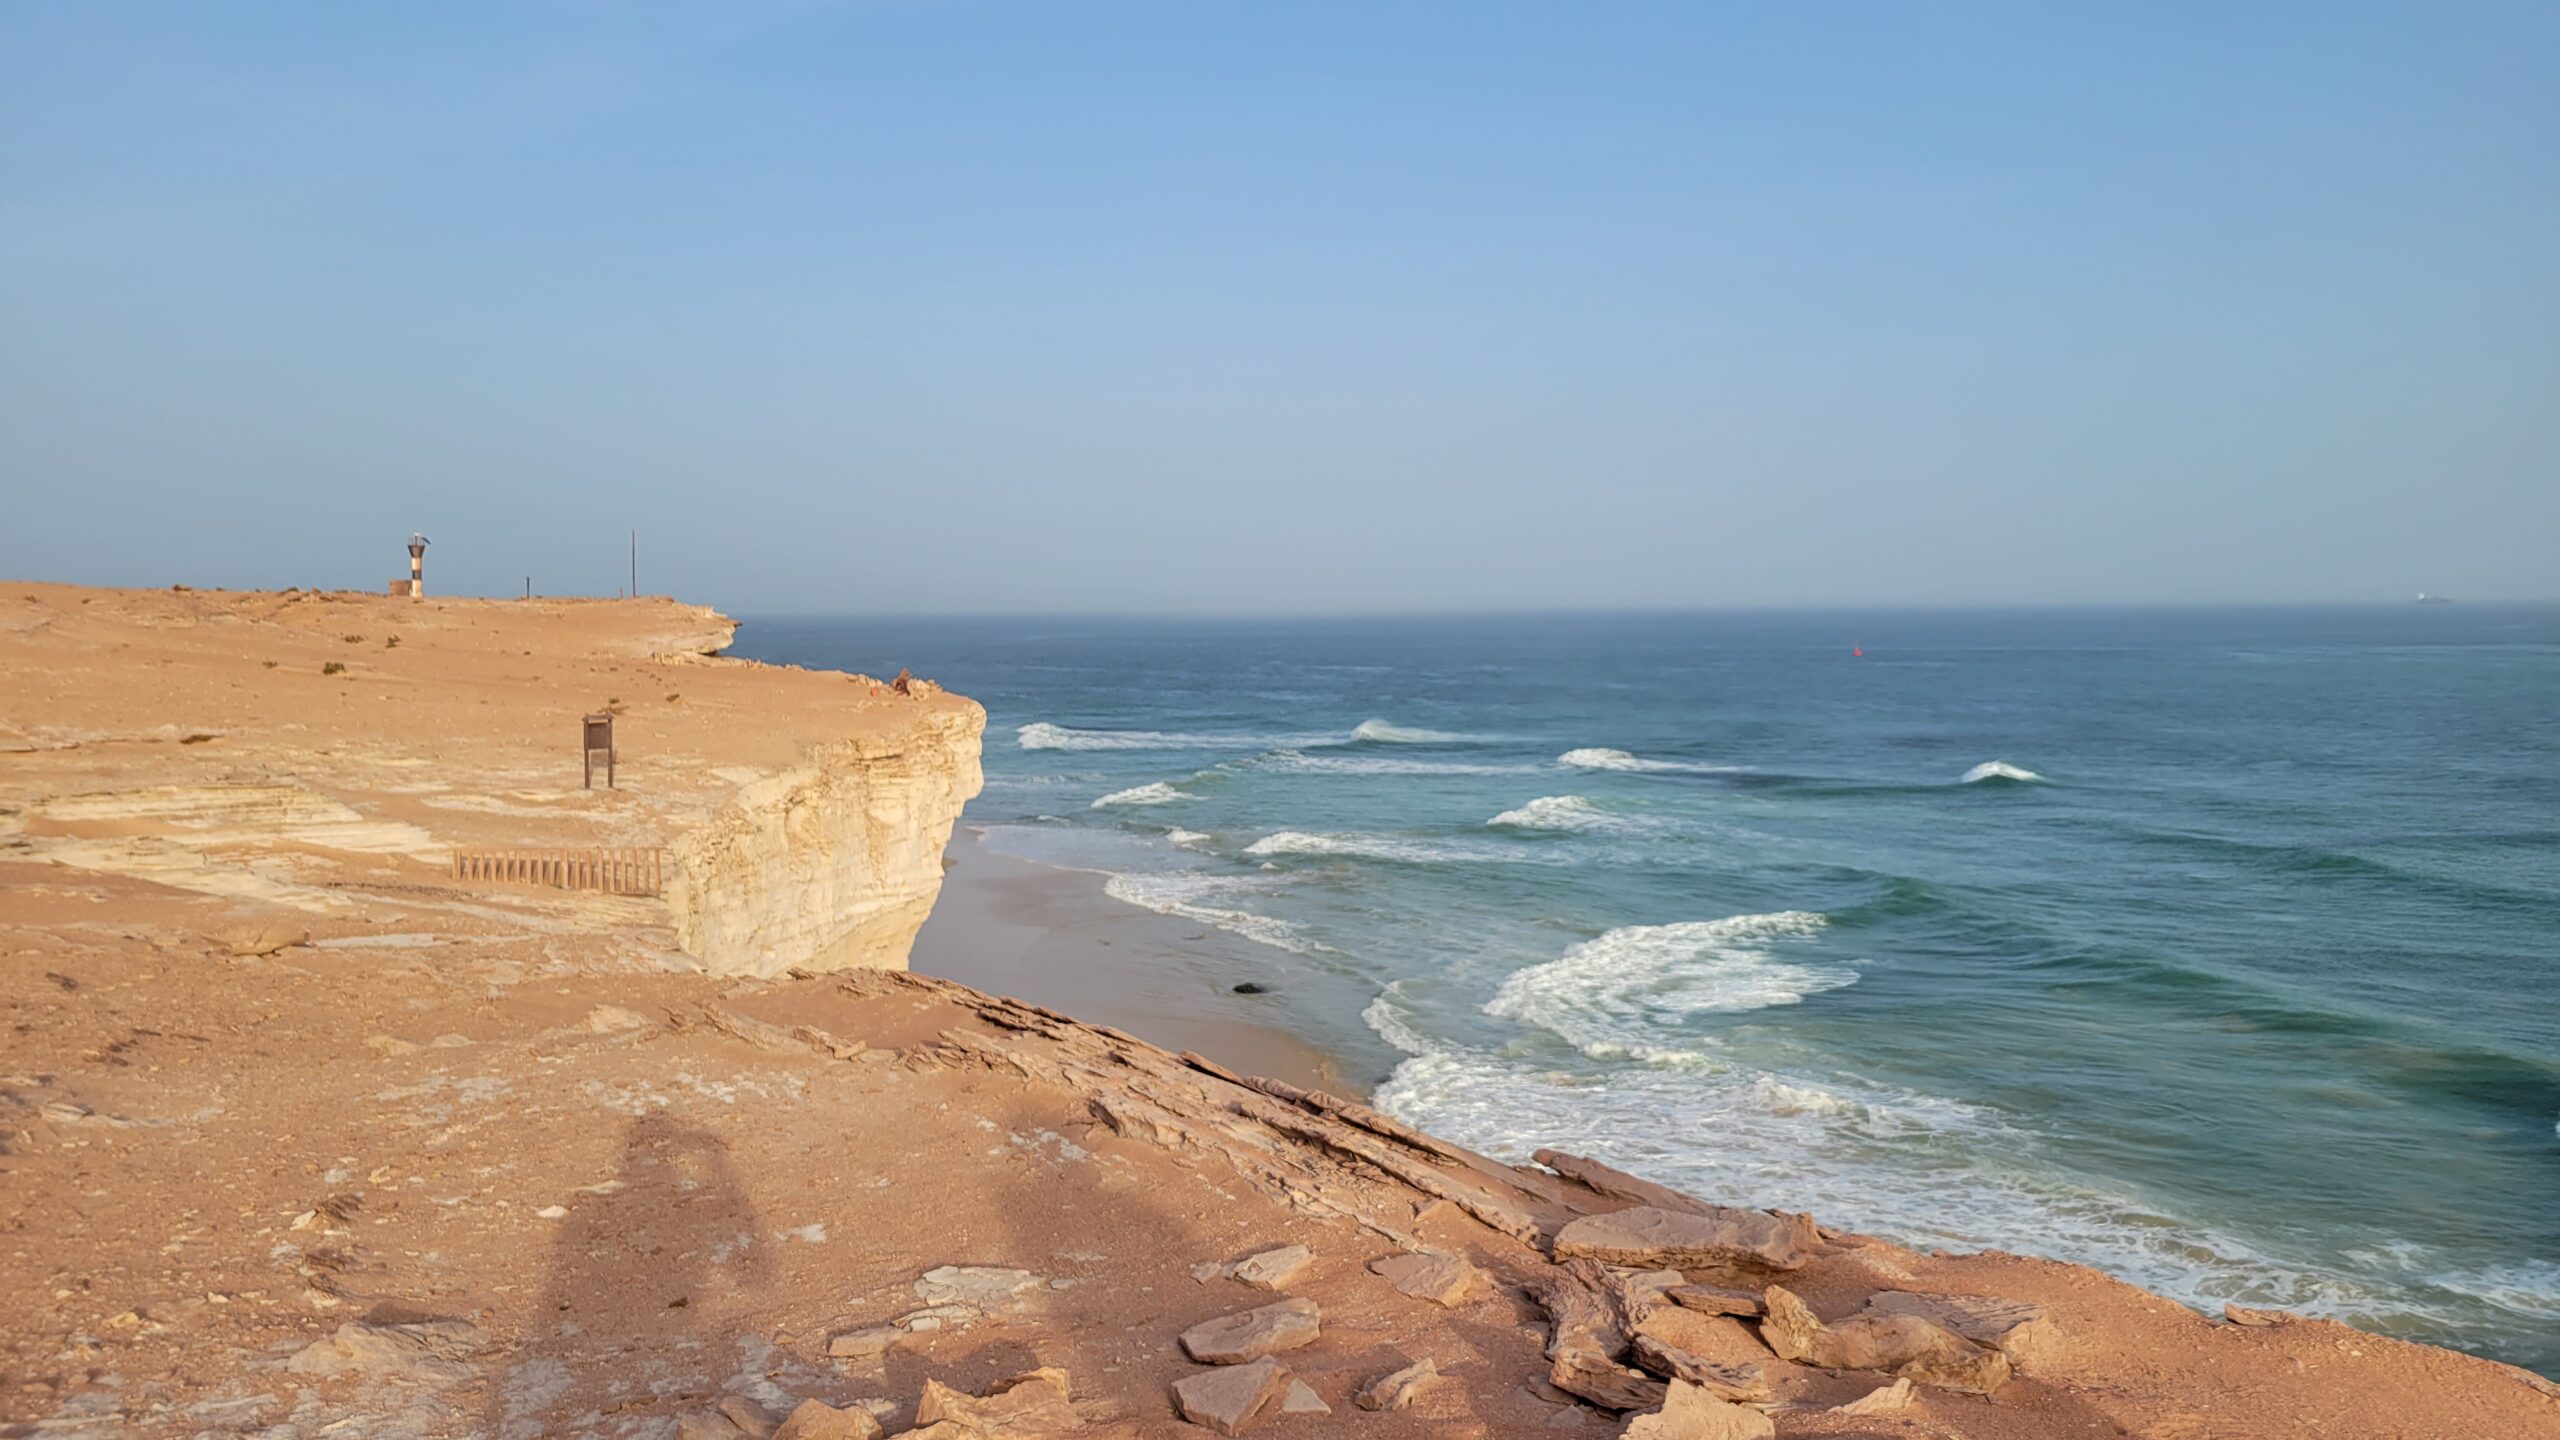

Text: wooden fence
xmin=451 ymin=847 xmax=666 ymax=897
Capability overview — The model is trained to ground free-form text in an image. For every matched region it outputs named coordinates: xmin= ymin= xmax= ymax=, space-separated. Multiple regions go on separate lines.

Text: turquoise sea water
xmin=733 ymin=608 xmax=2560 ymax=1373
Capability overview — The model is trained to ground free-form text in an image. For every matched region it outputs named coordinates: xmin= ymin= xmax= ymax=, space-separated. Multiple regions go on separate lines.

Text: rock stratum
xmin=1 ymin=582 xmax=2553 ymax=1440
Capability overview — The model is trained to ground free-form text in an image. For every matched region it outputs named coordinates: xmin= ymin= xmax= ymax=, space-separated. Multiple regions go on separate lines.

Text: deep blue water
xmin=732 ymin=606 xmax=2560 ymax=1372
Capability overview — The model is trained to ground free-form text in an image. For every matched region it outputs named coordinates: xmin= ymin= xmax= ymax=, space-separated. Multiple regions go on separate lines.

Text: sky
xmin=2 ymin=2 xmax=2555 ymax=613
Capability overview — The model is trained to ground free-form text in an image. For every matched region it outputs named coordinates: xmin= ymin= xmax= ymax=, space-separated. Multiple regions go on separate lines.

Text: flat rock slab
xmin=1180 ymin=1298 xmax=1321 ymax=1365
xmin=1369 ymin=1251 xmax=1480 ymax=1307
xmin=1667 ymin=1284 xmax=1763 ymax=1317
xmin=914 ymin=1264 xmax=1045 ymax=1309
xmin=1552 ymin=1205 xmax=1809 ymax=1272
xmin=284 ymin=1319 xmax=484 ymax=1382
xmin=1868 ymin=1291 xmax=2052 ymax=1367
xmin=1229 ymin=1244 xmax=1315 ymax=1290
xmin=915 ymin=1366 xmax=1072 ymax=1432
xmin=1173 ymin=1356 xmax=1293 ymax=1434
xmin=1281 ymin=1380 xmax=1330 ymax=1415
xmin=2223 ymin=1302 xmax=2301 ymax=1328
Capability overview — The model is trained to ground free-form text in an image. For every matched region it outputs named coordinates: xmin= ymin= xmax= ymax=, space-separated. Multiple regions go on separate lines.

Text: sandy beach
xmin=3 ymin=583 xmax=2554 ymax=1440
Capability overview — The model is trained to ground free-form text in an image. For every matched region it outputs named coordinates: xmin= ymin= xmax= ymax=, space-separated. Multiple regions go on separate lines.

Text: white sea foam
xmin=1366 ymin=1023 xmax=2492 ymax=1348
xmin=1019 ymin=722 xmax=1298 ymax=752
xmin=1250 ymin=748 xmax=1538 ymax=778
xmin=1098 ymin=872 xmax=1331 ymax=955
xmin=1351 ymin=718 xmax=1473 ymax=744
xmin=1487 ymin=795 xmax=1618 ymax=831
xmin=1485 ymin=912 xmax=1845 ymax=1062
xmin=1090 ymin=782 xmax=1188 ymax=809
xmin=1165 ymin=828 xmax=1213 ymax=848
xmin=1557 ymin=747 xmax=1741 ymax=774
xmin=1242 ymin=830 xmax=1510 ymax=865
xmin=1960 ymin=760 xmax=2045 ymax=784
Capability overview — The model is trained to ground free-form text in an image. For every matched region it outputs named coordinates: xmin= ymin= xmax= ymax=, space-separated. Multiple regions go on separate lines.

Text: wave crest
xmin=1487 ymin=795 xmax=1614 ymax=831
xmin=1090 ymin=782 xmax=1188 ymax=809
xmin=1352 ymin=719 xmax=1472 ymax=744
xmin=1099 ymin=872 xmax=1332 ymax=955
xmin=1558 ymin=747 xmax=1740 ymax=774
xmin=1242 ymin=830 xmax=1499 ymax=864
xmin=1960 ymin=761 xmax=2045 ymax=784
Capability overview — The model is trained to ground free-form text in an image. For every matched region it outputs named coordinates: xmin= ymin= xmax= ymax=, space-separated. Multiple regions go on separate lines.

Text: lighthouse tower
xmin=406 ymin=533 xmax=429 ymax=599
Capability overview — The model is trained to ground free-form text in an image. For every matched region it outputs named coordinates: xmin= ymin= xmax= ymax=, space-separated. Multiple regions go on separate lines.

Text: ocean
xmin=730 ymin=606 xmax=2560 ymax=1374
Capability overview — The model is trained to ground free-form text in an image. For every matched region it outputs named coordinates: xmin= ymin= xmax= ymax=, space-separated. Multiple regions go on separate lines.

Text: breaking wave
xmin=1961 ymin=761 xmax=2045 ymax=784
xmin=1242 ymin=830 xmax=1512 ymax=865
xmin=1165 ymin=828 xmax=1213 ymax=848
xmin=1090 ymin=782 xmax=1189 ymax=808
xmin=1249 ymin=748 xmax=1539 ymax=777
xmin=1558 ymin=747 xmax=1742 ymax=774
xmin=1485 ymin=912 xmax=1845 ymax=1062
xmin=1487 ymin=795 xmax=1618 ymax=831
xmin=1351 ymin=719 xmax=1475 ymax=744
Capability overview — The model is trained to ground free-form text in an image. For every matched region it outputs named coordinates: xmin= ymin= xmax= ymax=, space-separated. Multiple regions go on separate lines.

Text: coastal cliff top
xmin=0 ymin=583 xmax=2552 ymax=1439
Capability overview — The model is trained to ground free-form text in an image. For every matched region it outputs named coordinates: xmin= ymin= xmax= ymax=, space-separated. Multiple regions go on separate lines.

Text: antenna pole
xmin=630 ymin=530 xmax=637 ymax=599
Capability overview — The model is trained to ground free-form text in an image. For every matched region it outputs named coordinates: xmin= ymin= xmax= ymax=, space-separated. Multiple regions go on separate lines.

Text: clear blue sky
xmin=3 ymin=2 xmax=2553 ymax=611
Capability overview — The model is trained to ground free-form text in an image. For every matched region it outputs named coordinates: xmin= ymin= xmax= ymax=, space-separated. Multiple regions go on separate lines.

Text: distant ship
xmin=2415 ymin=592 xmax=2455 ymax=604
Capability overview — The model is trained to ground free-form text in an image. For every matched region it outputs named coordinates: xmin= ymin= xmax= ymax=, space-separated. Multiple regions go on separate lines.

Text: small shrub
xmin=384 ymin=635 xmax=401 ymax=648
xmin=322 ymin=661 xmax=346 ymax=676
xmin=342 ymin=633 xmax=364 ymax=644
xmin=261 ymin=660 xmax=278 ymax=669
xmin=664 ymin=693 xmax=680 ymax=703
xmin=179 ymin=733 xmax=216 ymax=745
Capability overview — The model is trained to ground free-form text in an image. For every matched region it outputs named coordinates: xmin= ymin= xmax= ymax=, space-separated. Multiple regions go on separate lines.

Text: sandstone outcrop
xmin=1760 ymin=1285 xmax=2010 ymax=1394
xmin=668 ymin=705 xmax=984 ymax=976
xmin=1617 ymin=1379 xmax=1775 ymax=1440
xmin=1552 ymin=1205 xmax=1810 ymax=1273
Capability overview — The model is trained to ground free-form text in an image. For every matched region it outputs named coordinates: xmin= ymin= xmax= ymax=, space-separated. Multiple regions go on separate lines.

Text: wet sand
xmin=910 ymin=826 xmax=1372 ymax=1095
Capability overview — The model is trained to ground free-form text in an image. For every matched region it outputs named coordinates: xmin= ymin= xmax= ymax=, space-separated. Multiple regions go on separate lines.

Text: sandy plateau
xmin=0 ymin=583 xmax=2552 ymax=1440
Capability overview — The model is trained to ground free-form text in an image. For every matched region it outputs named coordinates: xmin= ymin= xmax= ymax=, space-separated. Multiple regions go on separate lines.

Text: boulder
xmin=1172 ymin=1357 xmax=1293 ymax=1434
xmin=1618 ymin=1380 xmax=1775 ymax=1440
xmin=1829 ymin=1378 xmax=1914 ymax=1416
xmin=1369 ymin=1252 xmax=1481 ymax=1307
xmin=914 ymin=1266 xmax=1045 ymax=1309
xmin=1866 ymin=1291 xmax=2052 ymax=1367
xmin=771 ymin=1399 xmax=885 ymax=1440
xmin=1180 ymin=1298 xmax=1321 ymax=1365
xmin=1552 ymin=1207 xmax=1809 ymax=1273
xmin=1666 ymin=1285 xmax=1762 ymax=1318
xmin=1761 ymin=1286 xmax=2008 ymax=1395
xmin=1354 ymin=1357 xmax=1441 ymax=1412
xmin=913 ymin=1367 xmax=1070 ymax=1433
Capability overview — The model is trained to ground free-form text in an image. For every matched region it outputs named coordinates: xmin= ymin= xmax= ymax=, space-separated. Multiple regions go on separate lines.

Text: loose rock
xmin=914 ymin=1367 xmax=1070 ymax=1433
xmin=2223 ymin=1302 xmax=2300 ymax=1328
xmin=1229 ymin=1245 xmax=1315 ymax=1291
xmin=1369 ymin=1251 xmax=1480 ymax=1307
xmin=772 ymin=1398 xmax=886 ymax=1440
xmin=718 ymin=1395 xmax=782 ymax=1438
xmin=1552 ymin=1206 xmax=1810 ymax=1273
xmin=283 ymin=1318 xmax=484 ymax=1382
xmin=1628 ymin=1336 xmax=1768 ymax=1403
xmin=1180 ymin=1298 xmax=1321 ymax=1365
xmin=1173 ymin=1356 xmax=1294 ymax=1434
xmin=1830 ymin=1378 xmax=1915 ymax=1415
xmin=1618 ymin=1379 xmax=1775 ymax=1440
xmin=1867 ymin=1290 xmax=2052 ymax=1367
xmin=1354 ymin=1357 xmax=1441 ymax=1412
xmin=1281 ymin=1380 xmax=1329 ymax=1415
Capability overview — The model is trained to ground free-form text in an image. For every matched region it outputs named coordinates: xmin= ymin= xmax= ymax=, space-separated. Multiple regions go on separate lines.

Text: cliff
xmin=669 ymin=704 xmax=985 ymax=975
xmin=0 ymin=581 xmax=985 ymax=977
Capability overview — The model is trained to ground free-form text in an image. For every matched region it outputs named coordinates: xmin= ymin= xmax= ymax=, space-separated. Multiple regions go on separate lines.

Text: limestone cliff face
xmin=666 ymin=697 xmax=984 ymax=976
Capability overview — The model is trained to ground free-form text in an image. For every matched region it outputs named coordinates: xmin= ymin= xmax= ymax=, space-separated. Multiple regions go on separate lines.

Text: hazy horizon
xmin=6 ymin=3 xmax=2555 ymax=612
